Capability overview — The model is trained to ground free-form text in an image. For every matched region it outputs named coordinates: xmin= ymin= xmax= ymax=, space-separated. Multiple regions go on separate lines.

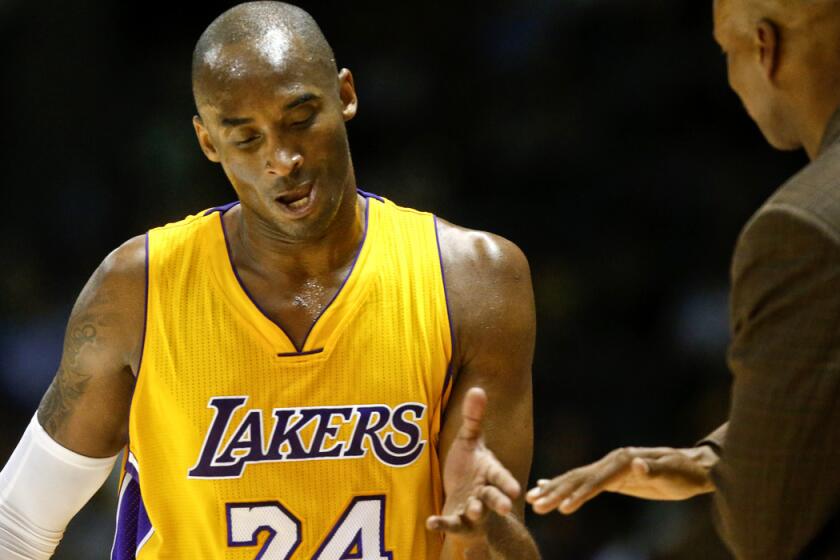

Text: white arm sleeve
xmin=0 ymin=414 xmax=119 ymax=559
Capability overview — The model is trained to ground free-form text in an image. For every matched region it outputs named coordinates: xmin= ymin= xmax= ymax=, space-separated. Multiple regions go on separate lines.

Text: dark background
xmin=0 ymin=0 xmax=806 ymax=558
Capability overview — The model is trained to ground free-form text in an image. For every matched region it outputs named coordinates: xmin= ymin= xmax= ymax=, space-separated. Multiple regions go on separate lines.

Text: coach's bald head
xmin=714 ymin=0 xmax=840 ymax=157
xmin=191 ymin=1 xmax=338 ymax=109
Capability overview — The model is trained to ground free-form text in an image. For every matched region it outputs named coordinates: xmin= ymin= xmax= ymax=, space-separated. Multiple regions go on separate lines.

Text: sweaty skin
xmin=434 ymin=221 xmax=539 ymax=558
xmin=36 ymin=210 xmax=539 ymax=559
xmin=34 ymin=4 xmax=539 ymax=557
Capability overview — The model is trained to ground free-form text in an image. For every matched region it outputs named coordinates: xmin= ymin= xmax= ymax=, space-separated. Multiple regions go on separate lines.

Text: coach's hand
xmin=426 ymin=387 xmax=521 ymax=536
xmin=526 ymin=445 xmax=718 ymax=515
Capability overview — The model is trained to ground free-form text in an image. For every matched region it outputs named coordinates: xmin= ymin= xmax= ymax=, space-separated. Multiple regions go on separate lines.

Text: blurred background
xmin=0 ymin=0 xmax=807 ymax=558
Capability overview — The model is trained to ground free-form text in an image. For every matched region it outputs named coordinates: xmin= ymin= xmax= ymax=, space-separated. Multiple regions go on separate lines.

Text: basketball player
xmin=526 ymin=0 xmax=840 ymax=557
xmin=0 ymin=3 xmax=540 ymax=558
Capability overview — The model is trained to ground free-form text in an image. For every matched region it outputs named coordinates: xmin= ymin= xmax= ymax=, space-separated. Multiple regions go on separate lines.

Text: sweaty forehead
xmin=192 ymin=3 xmax=338 ymax=110
xmin=202 ymin=27 xmax=301 ymax=75
xmin=195 ymin=40 xmax=332 ymax=108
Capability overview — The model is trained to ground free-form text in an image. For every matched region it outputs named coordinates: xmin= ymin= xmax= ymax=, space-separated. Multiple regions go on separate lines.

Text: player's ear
xmin=754 ymin=19 xmax=780 ymax=83
xmin=193 ymin=115 xmax=221 ymax=163
xmin=338 ymin=68 xmax=358 ymax=122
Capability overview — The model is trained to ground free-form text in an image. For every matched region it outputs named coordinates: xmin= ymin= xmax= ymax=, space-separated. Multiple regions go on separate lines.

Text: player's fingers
xmin=465 ymin=495 xmax=485 ymax=522
xmin=425 ymin=514 xmax=461 ymax=533
xmin=478 ymin=485 xmax=513 ymax=516
xmin=457 ymin=387 xmax=487 ymax=443
xmin=425 ymin=513 xmax=470 ymax=534
xmin=485 ymin=460 xmax=521 ymax=499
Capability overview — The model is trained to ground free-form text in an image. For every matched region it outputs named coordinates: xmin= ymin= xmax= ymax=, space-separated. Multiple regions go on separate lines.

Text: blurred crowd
xmin=0 ymin=0 xmax=807 ymax=558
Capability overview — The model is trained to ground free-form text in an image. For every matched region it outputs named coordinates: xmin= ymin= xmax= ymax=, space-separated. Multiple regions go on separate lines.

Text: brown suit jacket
xmin=704 ymin=109 xmax=840 ymax=559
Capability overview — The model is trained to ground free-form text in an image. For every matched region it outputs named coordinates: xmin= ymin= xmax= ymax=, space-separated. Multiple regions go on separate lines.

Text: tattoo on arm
xmin=37 ymin=321 xmax=98 ymax=437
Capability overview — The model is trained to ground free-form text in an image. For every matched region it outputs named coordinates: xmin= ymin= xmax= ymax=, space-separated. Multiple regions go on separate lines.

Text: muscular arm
xmin=435 ymin=220 xmax=539 ymax=559
xmin=0 ymin=235 xmax=146 ymax=559
xmin=712 ymin=208 xmax=840 ymax=559
xmin=37 ymin=234 xmax=146 ymax=456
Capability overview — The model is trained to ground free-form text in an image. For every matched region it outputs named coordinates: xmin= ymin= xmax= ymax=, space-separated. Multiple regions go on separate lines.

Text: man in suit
xmin=526 ymin=0 xmax=840 ymax=557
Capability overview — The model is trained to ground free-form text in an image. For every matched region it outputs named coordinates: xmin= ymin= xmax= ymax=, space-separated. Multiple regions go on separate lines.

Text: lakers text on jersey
xmin=111 ymin=191 xmax=454 ymax=559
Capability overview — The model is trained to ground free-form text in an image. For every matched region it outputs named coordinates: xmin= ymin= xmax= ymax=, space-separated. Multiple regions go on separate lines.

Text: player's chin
xmin=266 ymin=201 xmax=330 ymax=239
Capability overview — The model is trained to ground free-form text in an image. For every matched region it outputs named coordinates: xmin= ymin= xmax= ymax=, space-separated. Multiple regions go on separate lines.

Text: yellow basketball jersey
xmin=111 ymin=191 xmax=453 ymax=560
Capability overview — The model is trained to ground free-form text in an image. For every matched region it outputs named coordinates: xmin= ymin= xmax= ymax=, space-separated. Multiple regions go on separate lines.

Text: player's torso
xmin=113 ymin=192 xmax=453 ymax=560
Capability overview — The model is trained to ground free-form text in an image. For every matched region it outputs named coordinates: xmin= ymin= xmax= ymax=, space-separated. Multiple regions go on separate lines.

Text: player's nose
xmin=264 ymin=145 xmax=303 ymax=177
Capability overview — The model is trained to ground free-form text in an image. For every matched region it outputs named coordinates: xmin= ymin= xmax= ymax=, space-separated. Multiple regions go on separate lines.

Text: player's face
xmin=713 ymin=0 xmax=800 ymax=150
xmin=194 ymin=55 xmax=358 ymax=243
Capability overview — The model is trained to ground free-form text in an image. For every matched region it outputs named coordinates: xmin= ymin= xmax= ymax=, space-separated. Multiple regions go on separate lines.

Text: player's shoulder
xmin=98 ymin=234 xmax=146 ymax=285
xmin=100 ymin=205 xmax=219 ymax=281
xmin=82 ymin=235 xmax=147 ymax=324
xmin=434 ymin=218 xmax=535 ymax=360
xmin=434 ymin=217 xmax=530 ymax=283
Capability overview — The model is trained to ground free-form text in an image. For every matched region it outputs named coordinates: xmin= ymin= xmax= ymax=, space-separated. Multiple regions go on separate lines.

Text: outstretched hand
xmin=426 ymin=387 xmax=522 ymax=535
xmin=526 ymin=445 xmax=718 ymax=515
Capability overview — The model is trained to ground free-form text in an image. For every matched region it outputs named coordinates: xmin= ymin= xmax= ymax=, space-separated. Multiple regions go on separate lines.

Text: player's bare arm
xmin=0 ymin=234 xmax=145 ymax=558
xmin=36 ymin=234 xmax=146 ymax=456
xmin=526 ymin=444 xmax=718 ymax=515
xmin=430 ymin=220 xmax=540 ymax=559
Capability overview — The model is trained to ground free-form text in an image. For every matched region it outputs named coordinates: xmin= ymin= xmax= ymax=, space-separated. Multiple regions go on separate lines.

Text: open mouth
xmin=277 ymin=191 xmax=310 ymax=209
xmin=275 ymin=183 xmax=316 ymax=216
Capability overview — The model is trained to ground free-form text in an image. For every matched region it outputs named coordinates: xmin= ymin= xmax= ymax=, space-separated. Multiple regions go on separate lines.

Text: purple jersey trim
xmin=296 ymin=196 xmax=372 ymax=350
xmin=135 ymin=232 xmax=150 ymax=377
xmin=204 ymin=201 xmax=240 ymax=215
xmin=276 ymin=348 xmax=324 ymax=358
xmin=433 ymin=216 xmax=457 ymax=412
xmin=124 ymin=459 xmax=139 ymax=482
xmin=111 ymin=458 xmax=154 ymax=560
xmin=135 ymin=501 xmax=153 ymax=553
xmin=356 ymin=188 xmax=384 ymax=202
xmin=218 ymin=196 xmax=373 ymax=353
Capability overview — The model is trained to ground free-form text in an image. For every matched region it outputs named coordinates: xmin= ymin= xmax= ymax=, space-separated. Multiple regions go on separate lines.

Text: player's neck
xmin=227 ymin=189 xmax=366 ymax=280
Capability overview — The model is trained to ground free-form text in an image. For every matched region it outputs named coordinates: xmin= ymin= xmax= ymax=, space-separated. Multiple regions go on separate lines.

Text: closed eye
xmin=291 ymin=113 xmax=316 ymax=129
xmin=235 ymin=135 xmax=260 ymax=146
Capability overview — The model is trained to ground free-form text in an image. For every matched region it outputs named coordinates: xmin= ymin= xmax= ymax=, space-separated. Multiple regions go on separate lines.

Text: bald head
xmin=192 ymin=1 xmax=337 ymax=108
xmin=720 ymin=0 xmax=840 ymax=29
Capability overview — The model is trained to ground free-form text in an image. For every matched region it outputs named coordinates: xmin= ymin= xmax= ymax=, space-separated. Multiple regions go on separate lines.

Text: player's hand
xmin=526 ymin=445 xmax=718 ymax=515
xmin=426 ymin=387 xmax=521 ymax=536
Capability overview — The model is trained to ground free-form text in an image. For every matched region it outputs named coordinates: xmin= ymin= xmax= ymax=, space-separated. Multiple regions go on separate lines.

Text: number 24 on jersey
xmin=227 ymin=495 xmax=392 ymax=559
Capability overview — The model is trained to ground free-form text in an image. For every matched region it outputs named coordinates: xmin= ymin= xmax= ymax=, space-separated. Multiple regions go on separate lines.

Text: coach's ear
xmin=755 ymin=18 xmax=780 ymax=83
xmin=193 ymin=115 xmax=221 ymax=163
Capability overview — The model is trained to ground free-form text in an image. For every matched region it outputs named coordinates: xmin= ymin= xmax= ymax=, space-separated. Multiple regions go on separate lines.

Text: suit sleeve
xmin=711 ymin=207 xmax=840 ymax=559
